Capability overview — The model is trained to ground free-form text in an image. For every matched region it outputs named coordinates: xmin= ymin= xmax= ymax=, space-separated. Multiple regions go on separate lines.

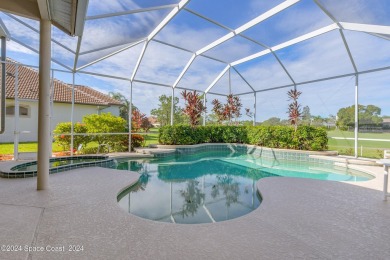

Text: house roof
xmin=1 ymin=59 xmax=122 ymax=106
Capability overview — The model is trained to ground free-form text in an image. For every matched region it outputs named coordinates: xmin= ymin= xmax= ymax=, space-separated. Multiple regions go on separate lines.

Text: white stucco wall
xmin=0 ymin=100 xmax=120 ymax=143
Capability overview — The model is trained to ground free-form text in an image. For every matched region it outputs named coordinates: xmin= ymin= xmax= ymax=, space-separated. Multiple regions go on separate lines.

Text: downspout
xmin=0 ymin=36 xmax=5 ymax=134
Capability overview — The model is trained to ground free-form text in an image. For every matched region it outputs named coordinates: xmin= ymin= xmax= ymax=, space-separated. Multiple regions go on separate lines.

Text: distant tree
xmin=287 ymin=89 xmax=302 ymax=131
xmin=181 ymin=90 xmax=206 ymax=128
xmin=150 ymin=94 xmax=185 ymax=126
xmin=337 ymin=104 xmax=383 ymax=129
xmin=301 ymin=106 xmax=311 ymax=125
xmin=108 ymin=92 xmax=136 ymax=125
xmin=311 ymin=115 xmax=325 ymax=127
xmin=206 ymin=112 xmax=219 ymax=125
xmin=261 ymin=117 xmax=281 ymax=126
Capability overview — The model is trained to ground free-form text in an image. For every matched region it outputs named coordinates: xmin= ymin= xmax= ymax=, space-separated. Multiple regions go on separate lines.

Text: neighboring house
xmin=148 ymin=116 xmax=160 ymax=127
xmin=0 ymin=60 xmax=122 ymax=143
xmin=383 ymin=118 xmax=390 ymax=128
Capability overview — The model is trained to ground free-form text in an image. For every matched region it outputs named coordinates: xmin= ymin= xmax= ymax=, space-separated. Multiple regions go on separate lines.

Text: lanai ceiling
xmin=0 ymin=0 xmax=390 ymax=96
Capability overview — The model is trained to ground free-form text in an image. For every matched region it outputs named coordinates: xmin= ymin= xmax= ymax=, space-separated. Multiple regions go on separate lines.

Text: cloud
xmin=80 ymin=6 xmax=171 ymax=53
xmin=317 ymin=0 xmax=390 ymax=25
xmin=87 ymin=0 xmax=150 ymax=16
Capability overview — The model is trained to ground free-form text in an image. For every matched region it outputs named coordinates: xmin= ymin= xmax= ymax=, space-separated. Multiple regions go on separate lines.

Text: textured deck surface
xmin=0 ymin=165 xmax=389 ymax=260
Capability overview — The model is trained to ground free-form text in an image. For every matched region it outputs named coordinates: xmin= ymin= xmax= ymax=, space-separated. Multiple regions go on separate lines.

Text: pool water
xmin=116 ymin=151 xmax=373 ymax=224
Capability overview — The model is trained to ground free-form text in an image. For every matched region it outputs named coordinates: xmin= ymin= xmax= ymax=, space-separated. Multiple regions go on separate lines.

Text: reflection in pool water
xmin=116 ymin=151 xmax=372 ymax=224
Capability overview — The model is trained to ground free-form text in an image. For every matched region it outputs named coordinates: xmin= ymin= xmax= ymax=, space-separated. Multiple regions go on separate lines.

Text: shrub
xmin=159 ymin=125 xmax=206 ymax=145
xmin=83 ymin=113 xmax=127 ymax=151
xmin=120 ymin=134 xmax=145 ymax=151
xmin=53 ymin=122 xmax=90 ymax=151
xmin=159 ymin=125 xmax=328 ymax=151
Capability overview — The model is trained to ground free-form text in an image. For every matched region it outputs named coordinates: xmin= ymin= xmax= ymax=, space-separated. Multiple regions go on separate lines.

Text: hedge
xmin=159 ymin=125 xmax=328 ymax=151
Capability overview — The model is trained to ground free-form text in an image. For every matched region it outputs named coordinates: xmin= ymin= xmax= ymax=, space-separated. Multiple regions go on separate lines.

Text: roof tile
xmin=1 ymin=59 xmax=122 ymax=106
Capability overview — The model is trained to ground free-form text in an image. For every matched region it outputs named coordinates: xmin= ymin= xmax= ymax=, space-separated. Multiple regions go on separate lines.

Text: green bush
xmin=159 ymin=125 xmax=328 ymax=151
xmin=53 ymin=122 xmax=90 ymax=151
xmin=120 ymin=134 xmax=145 ymax=151
xmin=83 ymin=113 xmax=127 ymax=151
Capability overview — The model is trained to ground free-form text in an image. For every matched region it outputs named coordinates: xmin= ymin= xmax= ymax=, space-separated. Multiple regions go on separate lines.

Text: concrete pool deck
xmin=0 ymin=163 xmax=389 ymax=259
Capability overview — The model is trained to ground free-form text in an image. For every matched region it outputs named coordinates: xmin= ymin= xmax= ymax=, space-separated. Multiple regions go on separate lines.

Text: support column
xmin=13 ymin=65 xmax=19 ymax=160
xmin=170 ymin=88 xmax=174 ymax=126
xmin=228 ymin=68 xmax=231 ymax=95
xmin=203 ymin=93 xmax=206 ymax=126
xmin=37 ymin=19 xmax=51 ymax=190
xmin=354 ymin=74 xmax=359 ymax=158
xmin=253 ymin=92 xmax=256 ymax=126
xmin=70 ymin=73 xmax=75 ymax=156
xmin=129 ymin=82 xmax=133 ymax=152
xmin=49 ymin=70 xmax=54 ymax=157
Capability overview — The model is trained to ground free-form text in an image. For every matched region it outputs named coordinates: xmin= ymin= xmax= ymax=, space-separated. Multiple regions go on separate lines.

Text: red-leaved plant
xmin=212 ymin=94 xmax=242 ymax=125
xmin=132 ymin=109 xmax=146 ymax=132
xmin=181 ymin=90 xmax=206 ymax=128
xmin=287 ymin=88 xmax=302 ymax=131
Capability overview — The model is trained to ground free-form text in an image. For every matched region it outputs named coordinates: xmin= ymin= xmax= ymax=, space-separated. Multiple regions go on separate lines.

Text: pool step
xmin=134 ymin=147 xmax=176 ymax=155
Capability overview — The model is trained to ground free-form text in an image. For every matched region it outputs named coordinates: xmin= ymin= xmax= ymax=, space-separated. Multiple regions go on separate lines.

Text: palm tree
xmin=108 ymin=92 xmax=136 ymax=125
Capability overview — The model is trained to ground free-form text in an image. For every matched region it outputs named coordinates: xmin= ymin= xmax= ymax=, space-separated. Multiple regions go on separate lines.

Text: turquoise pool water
xmin=117 ymin=151 xmax=373 ymax=224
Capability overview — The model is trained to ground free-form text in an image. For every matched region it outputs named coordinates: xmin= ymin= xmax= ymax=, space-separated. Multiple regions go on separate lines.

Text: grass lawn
xmin=327 ymin=130 xmax=390 ymax=158
xmin=0 ymin=129 xmax=160 ymax=155
xmin=143 ymin=128 xmax=159 ymax=147
xmin=0 ymin=142 xmax=64 ymax=155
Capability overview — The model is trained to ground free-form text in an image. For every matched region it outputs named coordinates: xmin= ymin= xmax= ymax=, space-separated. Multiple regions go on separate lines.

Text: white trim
xmin=230 ymin=49 xmax=271 ymax=66
xmin=147 ymin=0 xmax=190 ymax=41
xmin=235 ymin=0 xmax=300 ymax=34
xmin=172 ymin=54 xmax=196 ymax=88
xmin=195 ymin=0 xmax=300 ymax=56
xmin=37 ymin=0 xmax=50 ymax=20
xmin=205 ymin=65 xmax=230 ymax=93
xmin=76 ymin=40 xmax=144 ymax=71
xmin=272 ymin=23 xmax=339 ymax=51
xmin=86 ymin=4 xmax=178 ymax=20
xmin=340 ymin=22 xmax=390 ymax=35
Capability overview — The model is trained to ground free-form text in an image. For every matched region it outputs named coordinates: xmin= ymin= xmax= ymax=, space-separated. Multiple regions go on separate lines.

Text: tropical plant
xmin=287 ymin=88 xmax=302 ymax=131
xmin=211 ymin=94 xmax=242 ymax=125
xmin=108 ymin=91 xmax=136 ymax=125
xmin=181 ymin=90 xmax=206 ymax=127
xmin=132 ymin=108 xmax=146 ymax=132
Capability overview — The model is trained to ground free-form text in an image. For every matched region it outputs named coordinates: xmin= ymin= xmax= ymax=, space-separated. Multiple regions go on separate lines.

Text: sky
xmin=1 ymin=0 xmax=390 ymax=121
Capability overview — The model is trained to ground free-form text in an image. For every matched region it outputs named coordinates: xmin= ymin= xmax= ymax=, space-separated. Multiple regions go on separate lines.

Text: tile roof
xmin=1 ymin=59 xmax=122 ymax=106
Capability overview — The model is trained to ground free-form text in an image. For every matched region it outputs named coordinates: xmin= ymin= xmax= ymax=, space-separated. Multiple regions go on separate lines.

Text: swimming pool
xmin=117 ymin=150 xmax=373 ymax=224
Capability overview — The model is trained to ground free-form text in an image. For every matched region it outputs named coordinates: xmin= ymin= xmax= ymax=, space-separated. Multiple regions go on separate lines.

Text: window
xmin=6 ymin=105 xmax=30 ymax=117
